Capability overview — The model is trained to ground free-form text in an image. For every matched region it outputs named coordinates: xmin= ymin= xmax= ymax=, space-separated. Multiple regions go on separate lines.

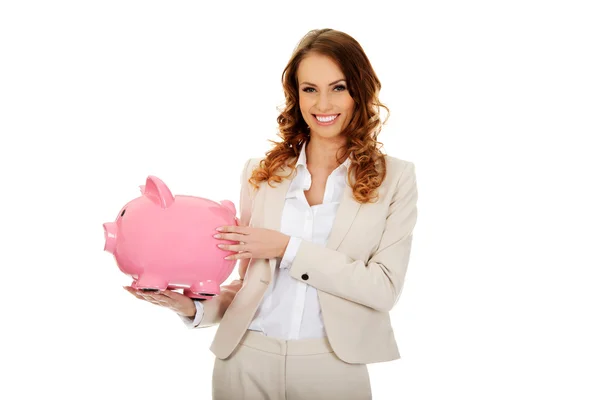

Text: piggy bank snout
xmin=103 ymin=222 xmax=117 ymax=254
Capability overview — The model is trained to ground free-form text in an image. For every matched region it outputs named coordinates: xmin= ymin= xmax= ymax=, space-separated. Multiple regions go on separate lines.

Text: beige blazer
xmin=198 ymin=154 xmax=418 ymax=364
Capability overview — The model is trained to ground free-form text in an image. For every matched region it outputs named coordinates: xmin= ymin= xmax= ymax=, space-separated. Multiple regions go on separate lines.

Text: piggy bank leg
xmin=131 ymin=274 xmax=168 ymax=292
xmin=184 ymin=281 xmax=220 ymax=299
xmin=183 ymin=288 xmax=213 ymax=300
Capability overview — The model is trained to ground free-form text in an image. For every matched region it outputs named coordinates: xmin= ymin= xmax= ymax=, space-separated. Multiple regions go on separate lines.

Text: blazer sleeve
xmin=287 ymin=161 xmax=418 ymax=313
xmin=178 ymin=300 xmax=205 ymax=328
xmin=181 ymin=158 xmax=254 ymax=328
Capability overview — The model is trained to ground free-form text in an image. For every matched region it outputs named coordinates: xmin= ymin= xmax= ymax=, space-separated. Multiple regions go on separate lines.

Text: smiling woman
xmin=175 ymin=28 xmax=417 ymax=400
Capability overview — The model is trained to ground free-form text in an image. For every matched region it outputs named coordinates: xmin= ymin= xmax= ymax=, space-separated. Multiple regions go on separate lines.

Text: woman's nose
xmin=316 ymin=92 xmax=332 ymax=112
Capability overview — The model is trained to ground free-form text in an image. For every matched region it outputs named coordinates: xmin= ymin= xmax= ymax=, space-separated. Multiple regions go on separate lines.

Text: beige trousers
xmin=212 ymin=330 xmax=372 ymax=400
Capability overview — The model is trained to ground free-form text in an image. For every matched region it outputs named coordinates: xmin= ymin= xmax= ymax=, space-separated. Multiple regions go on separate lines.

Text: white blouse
xmin=180 ymin=141 xmax=351 ymax=340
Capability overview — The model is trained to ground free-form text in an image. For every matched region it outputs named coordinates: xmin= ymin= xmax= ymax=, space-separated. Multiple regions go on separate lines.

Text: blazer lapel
xmin=260 ymin=162 xmax=362 ymax=279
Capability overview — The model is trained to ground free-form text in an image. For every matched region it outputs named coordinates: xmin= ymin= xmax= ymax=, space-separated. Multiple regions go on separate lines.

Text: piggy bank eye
xmin=120 ymin=209 xmax=126 ymax=217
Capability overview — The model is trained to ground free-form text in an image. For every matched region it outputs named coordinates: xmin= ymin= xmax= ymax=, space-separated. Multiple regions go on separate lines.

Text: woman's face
xmin=297 ymin=53 xmax=355 ymax=140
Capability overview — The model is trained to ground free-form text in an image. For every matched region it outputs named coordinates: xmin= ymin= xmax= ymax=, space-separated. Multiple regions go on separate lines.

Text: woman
xmin=125 ymin=28 xmax=418 ymax=400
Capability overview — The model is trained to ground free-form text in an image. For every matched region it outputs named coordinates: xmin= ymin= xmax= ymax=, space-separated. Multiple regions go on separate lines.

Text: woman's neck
xmin=305 ymin=137 xmax=347 ymax=171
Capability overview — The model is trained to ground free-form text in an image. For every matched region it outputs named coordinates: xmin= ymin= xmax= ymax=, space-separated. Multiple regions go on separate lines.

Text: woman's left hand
xmin=214 ymin=226 xmax=290 ymax=261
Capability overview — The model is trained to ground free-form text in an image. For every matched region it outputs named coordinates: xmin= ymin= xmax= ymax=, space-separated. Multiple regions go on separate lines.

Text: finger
xmin=145 ymin=292 xmax=166 ymax=300
xmin=226 ymin=251 xmax=252 ymax=261
xmin=219 ymin=225 xmax=252 ymax=234
xmin=124 ymin=286 xmax=137 ymax=293
xmin=152 ymin=294 xmax=179 ymax=309
xmin=125 ymin=286 xmax=152 ymax=297
xmin=154 ymin=298 xmax=171 ymax=306
xmin=124 ymin=287 xmax=145 ymax=300
xmin=139 ymin=295 xmax=160 ymax=305
xmin=130 ymin=293 xmax=145 ymax=300
xmin=145 ymin=296 xmax=165 ymax=306
xmin=151 ymin=292 xmax=175 ymax=305
xmin=219 ymin=243 xmax=247 ymax=252
xmin=132 ymin=292 xmax=145 ymax=300
xmin=150 ymin=292 xmax=170 ymax=303
xmin=137 ymin=290 xmax=174 ymax=306
xmin=159 ymin=289 xmax=182 ymax=299
xmin=156 ymin=296 xmax=176 ymax=308
xmin=139 ymin=293 xmax=161 ymax=303
xmin=218 ymin=233 xmax=247 ymax=242
xmin=127 ymin=288 xmax=164 ymax=305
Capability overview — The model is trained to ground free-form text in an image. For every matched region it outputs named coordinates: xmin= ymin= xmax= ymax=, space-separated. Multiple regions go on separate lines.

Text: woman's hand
xmin=123 ymin=286 xmax=196 ymax=318
xmin=214 ymin=226 xmax=290 ymax=261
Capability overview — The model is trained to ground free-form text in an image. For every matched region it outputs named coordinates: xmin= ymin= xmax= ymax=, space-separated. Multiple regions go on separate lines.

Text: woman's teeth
xmin=314 ymin=114 xmax=339 ymax=125
xmin=316 ymin=115 xmax=338 ymax=122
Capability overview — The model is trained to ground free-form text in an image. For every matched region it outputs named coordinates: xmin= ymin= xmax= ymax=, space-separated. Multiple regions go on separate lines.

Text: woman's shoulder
xmin=382 ymin=154 xmax=415 ymax=174
xmin=243 ymin=157 xmax=263 ymax=175
xmin=239 ymin=156 xmax=261 ymax=170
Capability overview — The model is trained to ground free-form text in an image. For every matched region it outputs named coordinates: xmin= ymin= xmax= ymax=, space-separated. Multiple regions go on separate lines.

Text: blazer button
xmin=301 ymin=273 xmax=309 ymax=280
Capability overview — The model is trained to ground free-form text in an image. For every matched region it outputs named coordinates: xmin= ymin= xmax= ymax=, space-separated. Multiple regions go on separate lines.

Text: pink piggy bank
xmin=103 ymin=175 xmax=239 ymax=299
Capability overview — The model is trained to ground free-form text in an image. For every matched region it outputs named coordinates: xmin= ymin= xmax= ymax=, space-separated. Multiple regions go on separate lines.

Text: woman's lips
xmin=313 ymin=114 xmax=340 ymax=126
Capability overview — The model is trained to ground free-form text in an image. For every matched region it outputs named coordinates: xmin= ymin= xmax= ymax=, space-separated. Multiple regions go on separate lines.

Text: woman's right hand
xmin=123 ymin=286 xmax=197 ymax=318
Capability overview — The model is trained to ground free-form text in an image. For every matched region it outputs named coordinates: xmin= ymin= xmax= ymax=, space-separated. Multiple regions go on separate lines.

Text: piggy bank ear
xmin=142 ymin=176 xmax=174 ymax=208
xmin=220 ymin=200 xmax=237 ymax=217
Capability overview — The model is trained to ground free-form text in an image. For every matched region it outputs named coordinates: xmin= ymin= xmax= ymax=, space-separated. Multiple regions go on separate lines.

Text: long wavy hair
xmin=248 ymin=28 xmax=390 ymax=204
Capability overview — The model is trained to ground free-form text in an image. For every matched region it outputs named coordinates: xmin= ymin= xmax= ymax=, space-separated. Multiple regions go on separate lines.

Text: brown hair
xmin=248 ymin=28 xmax=389 ymax=204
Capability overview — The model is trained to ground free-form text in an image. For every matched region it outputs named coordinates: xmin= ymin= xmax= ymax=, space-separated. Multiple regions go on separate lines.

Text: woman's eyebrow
xmin=300 ymin=79 xmax=346 ymax=87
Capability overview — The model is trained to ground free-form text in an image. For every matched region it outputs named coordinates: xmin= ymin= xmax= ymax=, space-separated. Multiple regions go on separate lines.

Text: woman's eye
xmin=302 ymin=85 xmax=346 ymax=93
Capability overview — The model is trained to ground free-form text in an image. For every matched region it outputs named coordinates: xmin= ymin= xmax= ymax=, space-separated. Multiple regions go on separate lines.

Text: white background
xmin=1 ymin=1 xmax=599 ymax=399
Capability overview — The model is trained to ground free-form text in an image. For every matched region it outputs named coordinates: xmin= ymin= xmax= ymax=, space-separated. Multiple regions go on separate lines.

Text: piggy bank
xmin=103 ymin=175 xmax=239 ymax=299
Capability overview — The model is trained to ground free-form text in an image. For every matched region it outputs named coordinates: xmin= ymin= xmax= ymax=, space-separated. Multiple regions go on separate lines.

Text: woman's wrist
xmin=178 ymin=302 xmax=196 ymax=318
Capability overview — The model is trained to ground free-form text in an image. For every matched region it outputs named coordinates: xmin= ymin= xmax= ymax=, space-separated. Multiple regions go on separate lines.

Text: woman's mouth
xmin=313 ymin=114 xmax=340 ymax=126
